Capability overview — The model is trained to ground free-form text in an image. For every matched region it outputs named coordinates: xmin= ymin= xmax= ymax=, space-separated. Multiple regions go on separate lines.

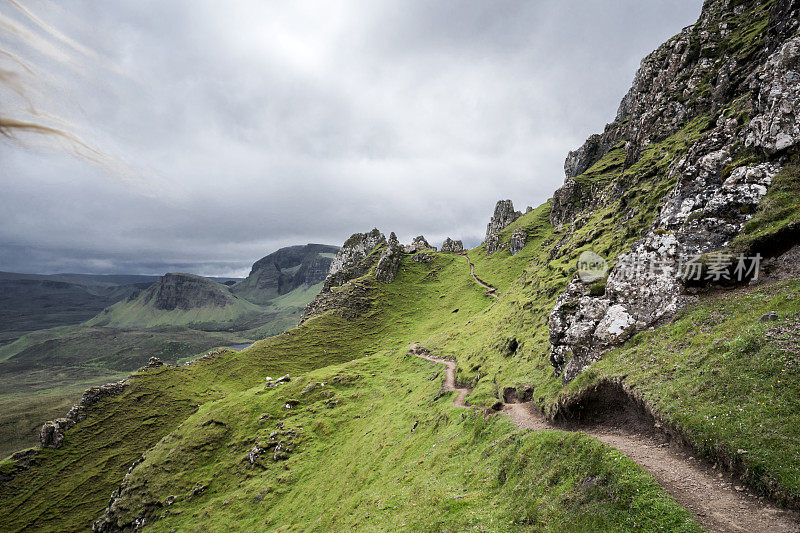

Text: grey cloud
xmin=0 ymin=0 xmax=703 ymax=276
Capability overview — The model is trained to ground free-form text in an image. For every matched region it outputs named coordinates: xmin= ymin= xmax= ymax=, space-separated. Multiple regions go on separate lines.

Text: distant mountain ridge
xmin=0 ymin=271 xmax=244 ymax=345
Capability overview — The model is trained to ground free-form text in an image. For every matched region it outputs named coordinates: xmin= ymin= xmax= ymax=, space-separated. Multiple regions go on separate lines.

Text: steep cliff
xmin=549 ymin=0 xmax=800 ymax=382
xmin=231 ymin=244 xmax=339 ymax=305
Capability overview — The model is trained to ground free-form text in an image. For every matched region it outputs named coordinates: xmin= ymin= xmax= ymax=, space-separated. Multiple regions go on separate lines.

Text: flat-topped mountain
xmin=231 ymin=244 xmax=339 ymax=305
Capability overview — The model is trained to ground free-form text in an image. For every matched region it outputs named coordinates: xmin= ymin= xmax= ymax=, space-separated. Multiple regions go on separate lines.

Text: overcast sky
xmin=0 ymin=0 xmax=703 ymax=277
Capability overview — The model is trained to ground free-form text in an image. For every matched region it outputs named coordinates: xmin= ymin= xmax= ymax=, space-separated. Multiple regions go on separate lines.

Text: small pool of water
xmin=228 ymin=343 xmax=254 ymax=351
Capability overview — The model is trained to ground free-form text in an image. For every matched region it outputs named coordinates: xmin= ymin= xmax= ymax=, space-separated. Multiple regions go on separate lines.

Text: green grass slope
xmin=98 ymin=353 xmax=697 ymax=532
xmin=0 ymin=279 xmax=326 ymax=456
xmin=0 ymin=325 xmax=252 ymax=457
xmin=0 ymin=244 xmax=711 ymax=531
xmin=86 ymin=289 xmax=263 ymax=332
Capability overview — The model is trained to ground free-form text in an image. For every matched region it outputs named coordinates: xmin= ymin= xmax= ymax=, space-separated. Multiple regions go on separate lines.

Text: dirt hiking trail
xmin=411 ymin=346 xmax=800 ymax=533
xmin=457 ymin=253 xmax=497 ymax=298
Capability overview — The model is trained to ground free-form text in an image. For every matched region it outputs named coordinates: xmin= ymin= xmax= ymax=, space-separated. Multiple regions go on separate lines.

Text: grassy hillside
xmin=3 ymin=118 xmax=797 ymax=533
xmin=0 ymin=279 xmax=328 ymax=456
xmin=0 ymin=325 xmax=252 ymax=457
xmin=0 ymin=251 xmax=701 ymax=532
xmin=3 ymin=137 xmax=798 ymax=531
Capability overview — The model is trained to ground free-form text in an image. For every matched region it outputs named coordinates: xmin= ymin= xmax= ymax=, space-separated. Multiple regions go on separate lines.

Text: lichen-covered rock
xmin=746 ymin=36 xmax=800 ymax=154
xmin=485 ymin=200 xmax=521 ymax=241
xmin=327 ymin=229 xmax=386 ymax=286
xmin=547 ymin=0 xmax=800 ymax=382
xmin=302 ymin=229 xmax=386 ymax=323
xmin=593 ymin=304 xmax=637 ymax=347
xmin=485 ymin=234 xmax=501 ymax=254
xmin=39 ymin=418 xmax=74 ymax=449
xmin=509 ymin=229 xmax=526 ymax=255
xmin=375 ymin=232 xmax=402 ymax=283
xmin=403 ymin=235 xmax=435 ymax=253
xmin=440 ymin=238 xmax=464 ymax=253
xmin=66 ymin=380 xmax=128 ymax=423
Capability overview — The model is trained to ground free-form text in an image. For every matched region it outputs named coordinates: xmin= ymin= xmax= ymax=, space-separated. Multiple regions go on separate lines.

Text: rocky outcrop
xmin=324 ymin=229 xmax=386 ymax=291
xmin=564 ymin=134 xmax=620 ymax=179
xmin=509 ymin=229 xmax=526 ymax=255
xmin=548 ymin=0 xmax=800 ymax=382
xmin=66 ymin=380 xmax=128 ymax=423
xmin=440 ymin=238 xmax=464 ymax=253
xmin=375 ymin=232 xmax=402 ymax=283
xmin=39 ymin=418 xmax=74 ymax=449
xmin=485 ymin=234 xmax=501 ymax=254
xmin=231 ymin=244 xmax=339 ymax=305
xmin=403 ymin=235 xmax=435 ymax=253
xmin=301 ymin=229 xmax=386 ymax=323
xmin=37 ymin=379 xmax=128 ymax=450
xmin=485 ymin=200 xmax=521 ymax=241
xmin=141 ymin=357 xmax=164 ymax=370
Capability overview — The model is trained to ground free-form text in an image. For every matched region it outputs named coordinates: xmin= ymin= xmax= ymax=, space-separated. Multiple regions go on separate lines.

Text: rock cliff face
xmin=549 ymin=0 xmax=800 ymax=382
xmin=485 ymin=200 xmax=521 ymax=244
xmin=484 ymin=200 xmax=523 ymax=254
xmin=232 ymin=244 xmax=339 ymax=305
xmin=301 ymin=229 xmax=387 ymax=322
xmin=375 ymin=232 xmax=402 ymax=283
xmin=325 ymin=229 xmax=386 ymax=290
xmin=509 ymin=229 xmax=526 ymax=255
xmin=141 ymin=273 xmax=234 ymax=310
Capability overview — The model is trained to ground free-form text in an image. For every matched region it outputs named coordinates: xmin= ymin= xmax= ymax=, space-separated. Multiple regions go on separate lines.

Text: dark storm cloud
xmin=0 ymin=0 xmax=703 ymax=276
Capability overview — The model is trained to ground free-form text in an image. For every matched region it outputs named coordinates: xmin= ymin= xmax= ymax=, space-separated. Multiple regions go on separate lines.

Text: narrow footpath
xmin=412 ymin=348 xmax=800 ymax=533
xmin=457 ymin=253 xmax=497 ymax=298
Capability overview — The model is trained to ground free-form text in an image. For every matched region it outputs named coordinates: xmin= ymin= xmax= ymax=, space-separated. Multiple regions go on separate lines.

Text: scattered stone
xmin=191 ymin=482 xmax=207 ymax=497
xmin=760 ymin=311 xmax=779 ymax=322
xmin=265 ymin=375 xmax=291 ymax=388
